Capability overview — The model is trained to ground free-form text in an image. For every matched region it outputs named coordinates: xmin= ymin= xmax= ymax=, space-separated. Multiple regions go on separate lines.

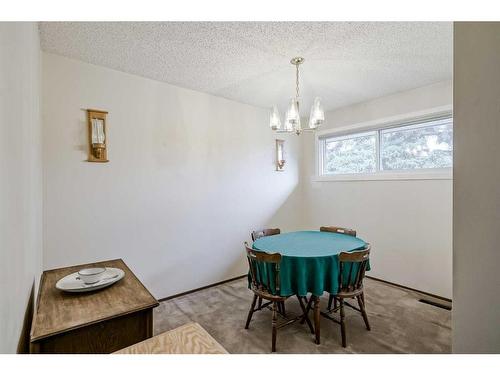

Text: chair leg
xmin=313 ymin=296 xmax=321 ymax=345
xmin=334 ymin=297 xmax=337 ymax=311
xmin=279 ymin=302 xmax=285 ymax=315
xmin=327 ymin=294 xmax=334 ymax=311
xmin=257 ymin=296 xmax=262 ymax=310
xmin=271 ymin=301 xmax=278 ymax=352
xmin=339 ymin=299 xmax=346 ymax=347
xmin=245 ymin=294 xmax=258 ymax=329
xmin=297 ymin=295 xmax=314 ymax=334
xmin=301 ymin=296 xmax=313 ymax=324
xmin=280 ymin=301 xmax=286 ymax=316
xmin=357 ymin=294 xmax=371 ymax=331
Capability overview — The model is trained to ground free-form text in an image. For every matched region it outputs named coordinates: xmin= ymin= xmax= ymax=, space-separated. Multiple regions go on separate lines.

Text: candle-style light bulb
xmin=285 ymin=98 xmax=300 ymax=132
xmin=308 ymin=97 xmax=324 ymax=129
xmin=269 ymin=105 xmax=282 ymax=130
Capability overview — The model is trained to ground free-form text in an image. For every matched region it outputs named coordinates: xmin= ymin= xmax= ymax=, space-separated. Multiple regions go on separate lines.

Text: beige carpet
xmin=153 ymin=277 xmax=451 ymax=353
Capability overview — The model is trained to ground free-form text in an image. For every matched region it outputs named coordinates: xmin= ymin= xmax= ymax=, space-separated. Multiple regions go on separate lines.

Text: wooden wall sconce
xmin=87 ymin=109 xmax=109 ymax=162
xmin=276 ymin=139 xmax=285 ymax=171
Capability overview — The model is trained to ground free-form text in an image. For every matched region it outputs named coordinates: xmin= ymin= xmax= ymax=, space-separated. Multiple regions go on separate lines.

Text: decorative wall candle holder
xmin=276 ymin=139 xmax=285 ymax=171
xmin=87 ymin=109 xmax=109 ymax=162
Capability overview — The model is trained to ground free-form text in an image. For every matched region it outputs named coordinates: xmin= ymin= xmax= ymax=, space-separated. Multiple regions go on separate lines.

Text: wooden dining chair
xmin=250 ymin=228 xmax=281 ymax=312
xmin=320 ymin=226 xmax=357 ymax=237
xmin=251 ymin=228 xmax=281 ymax=241
xmin=304 ymin=245 xmax=371 ymax=347
xmin=320 ymin=226 xmax=357 ymax=311
xmin=244 ymin=242 xmax=313 ymax=352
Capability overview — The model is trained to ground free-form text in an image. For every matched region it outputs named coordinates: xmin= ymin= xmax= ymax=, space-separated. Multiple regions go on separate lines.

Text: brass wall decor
xmin=87 ymin=109 xmax=109 ymax=162
xmin=276 ymin=139 xmax=285 ymax=171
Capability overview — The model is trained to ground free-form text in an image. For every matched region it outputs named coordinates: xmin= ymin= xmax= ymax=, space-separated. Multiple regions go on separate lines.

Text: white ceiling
xmin=39 ymin=22 xmax=452 ymax=112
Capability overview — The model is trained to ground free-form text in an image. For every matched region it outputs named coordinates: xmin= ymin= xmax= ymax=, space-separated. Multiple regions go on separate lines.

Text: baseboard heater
xmin=418 ymin=298 xmax=452 ymax=310
xmin=365 ymin=276 xmax=452 ymax=310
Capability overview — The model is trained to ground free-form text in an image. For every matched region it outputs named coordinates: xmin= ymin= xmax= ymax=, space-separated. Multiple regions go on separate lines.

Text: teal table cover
xmin=251 ymin=231 xmax=368 ymax=297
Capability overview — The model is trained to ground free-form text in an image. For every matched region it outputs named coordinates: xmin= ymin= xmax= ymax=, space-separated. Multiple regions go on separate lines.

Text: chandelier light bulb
xmin=269 ymin=105 xmax=282 ymax=130
xmin=285 ymin=98 xmax=300 ymax=132
xmin=308 ymin=97 xmax=325 ymax=129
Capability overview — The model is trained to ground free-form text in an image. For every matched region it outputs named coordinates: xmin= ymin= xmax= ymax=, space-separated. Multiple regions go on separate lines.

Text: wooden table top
xmin=114 ymin=322 xmax=228 ymax=354
xmin=31 ymin=259 xmax=159 ymax=342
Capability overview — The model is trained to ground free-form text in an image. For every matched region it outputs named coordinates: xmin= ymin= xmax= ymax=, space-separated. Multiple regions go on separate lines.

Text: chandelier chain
xmin=295 ymin=63 xmax=300 ymax=99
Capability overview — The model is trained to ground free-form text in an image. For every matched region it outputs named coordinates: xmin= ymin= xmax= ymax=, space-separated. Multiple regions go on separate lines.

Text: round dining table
xmin=252 ymin=230 xmax=368 ymax=344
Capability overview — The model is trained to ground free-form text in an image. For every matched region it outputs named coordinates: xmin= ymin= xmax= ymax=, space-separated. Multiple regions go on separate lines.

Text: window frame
xmin=315 ymin=106 xmax=453 ymax=182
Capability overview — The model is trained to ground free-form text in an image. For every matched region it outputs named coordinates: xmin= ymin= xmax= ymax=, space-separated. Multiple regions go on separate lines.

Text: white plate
xmin=56 ymin=267 xmax=125 ymax=293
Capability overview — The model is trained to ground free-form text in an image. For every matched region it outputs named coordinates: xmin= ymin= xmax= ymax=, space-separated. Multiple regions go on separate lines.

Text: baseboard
xmin=366 ymin=275 xmax=452 ymax=303
xmin=157 ymin=273 xmax=451 ymax=304
xmin=158 ymin=274 xmax=247 ymax=302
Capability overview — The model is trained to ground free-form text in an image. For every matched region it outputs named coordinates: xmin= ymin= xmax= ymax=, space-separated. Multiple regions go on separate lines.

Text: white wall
xmin=0 ymin=23 xmax=42 ymax=353
xmin=42 ymin=53 xmax=303 ymax=299
xmin=301 ymin=81 xmax=453 ymax=298
xmin=453 ymin=22 xmax=500 ymax=353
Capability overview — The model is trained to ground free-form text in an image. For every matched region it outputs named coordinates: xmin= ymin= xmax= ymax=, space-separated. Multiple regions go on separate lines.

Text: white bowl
xmin=77 ymin=267 xmax=106 ymax=284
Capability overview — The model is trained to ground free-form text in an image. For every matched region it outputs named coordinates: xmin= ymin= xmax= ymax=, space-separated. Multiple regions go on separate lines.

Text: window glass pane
xmin=380 ymin=118 xmax=453 ymax=171
xmin=323 ymin=132 xmax=376 ymax=174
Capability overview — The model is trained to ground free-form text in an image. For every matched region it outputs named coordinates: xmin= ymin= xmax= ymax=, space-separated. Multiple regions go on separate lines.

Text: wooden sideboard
xmin=30 ymin=259 xmax=159 ymax=353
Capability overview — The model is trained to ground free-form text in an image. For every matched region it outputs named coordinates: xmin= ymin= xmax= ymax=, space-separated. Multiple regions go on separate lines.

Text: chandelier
xmin=269 ymin=57 xmax=325 ymax=135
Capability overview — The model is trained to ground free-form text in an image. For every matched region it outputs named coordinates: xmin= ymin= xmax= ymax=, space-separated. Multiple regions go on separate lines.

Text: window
xmin=318 ymin=115 xmax=453 ymax=179
xmin=323 ymin=131 xmax=377 ymax=174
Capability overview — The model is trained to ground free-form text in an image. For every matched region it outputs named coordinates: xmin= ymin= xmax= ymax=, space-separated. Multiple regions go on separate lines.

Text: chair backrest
xmin=320 ymin=226 xmax=357 ymax=237
xmin=245 ymin=242 xmax=281 ymax=295
xmin=338 ymin=244 xmax=370 ymax=293
xmin=251 ymin=228 xmax=281 ymax=242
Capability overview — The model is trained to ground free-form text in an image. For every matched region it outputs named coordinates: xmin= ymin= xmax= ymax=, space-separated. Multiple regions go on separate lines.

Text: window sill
xmin=313 ymin=170 xmax=453 ymax=182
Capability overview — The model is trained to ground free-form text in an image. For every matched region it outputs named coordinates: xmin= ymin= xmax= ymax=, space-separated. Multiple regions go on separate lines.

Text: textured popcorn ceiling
xmin=39 ymin=22 xmax=452 ymax=112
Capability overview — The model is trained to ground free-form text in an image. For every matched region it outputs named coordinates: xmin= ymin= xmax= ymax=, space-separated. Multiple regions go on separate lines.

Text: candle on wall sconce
xmin=276 ymin=139 xmax=285 ymax=171
xmin=87 ymin=109 xmax=109 ymax=162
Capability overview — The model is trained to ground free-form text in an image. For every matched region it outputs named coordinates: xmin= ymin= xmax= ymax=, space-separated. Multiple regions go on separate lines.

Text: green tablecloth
xmin=251 ymin=230 xmax=368 ymax=297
